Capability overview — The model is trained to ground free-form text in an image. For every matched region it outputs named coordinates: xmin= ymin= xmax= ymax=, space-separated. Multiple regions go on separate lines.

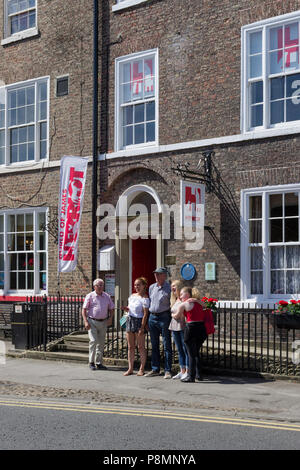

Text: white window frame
xmin=3 ymin=0 xmax=38 ymax=44
xmin=112 ymin=0 xmax=148 ymax=13
xmin=0 ymin=76 xmax=50 ymax=167
xmin=115 ymin=49 xmax=159 ymax=152
xmin=0 ymin=207 xmax=48 ymax=296
xmin=241 ymin=183 xmax=300 ymax=302
xmin=241 ymin=10 xmax=300 ymax=134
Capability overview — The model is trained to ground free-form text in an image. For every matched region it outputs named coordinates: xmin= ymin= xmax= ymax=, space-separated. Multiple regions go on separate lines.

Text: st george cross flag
xmin=58 ymin=156 xmax=88 ymax=273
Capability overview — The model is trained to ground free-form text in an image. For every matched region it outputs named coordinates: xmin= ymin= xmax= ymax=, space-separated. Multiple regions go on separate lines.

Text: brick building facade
xmin=1 ymin=0 xmax=300 ymax=306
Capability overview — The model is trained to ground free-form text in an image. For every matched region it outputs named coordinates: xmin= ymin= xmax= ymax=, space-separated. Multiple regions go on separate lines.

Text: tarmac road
xmin=0 ymin=355 xmax=300 ymax=451
xmin=0 ymin=397 xmax=300 ymax=450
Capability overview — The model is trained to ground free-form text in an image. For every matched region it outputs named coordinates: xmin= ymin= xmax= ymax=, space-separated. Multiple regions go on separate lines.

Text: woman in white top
xmin=122 ymin=277 xmax=150 ymax=377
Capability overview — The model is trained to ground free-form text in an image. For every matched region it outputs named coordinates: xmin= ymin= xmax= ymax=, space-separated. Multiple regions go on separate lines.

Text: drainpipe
xmin=92 ymin=0 xmax=99 ymax=285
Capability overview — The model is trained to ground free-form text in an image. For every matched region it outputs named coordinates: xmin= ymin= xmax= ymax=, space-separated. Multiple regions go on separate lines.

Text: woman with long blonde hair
xmin=169 ymin=280 xmax=189 ymax=380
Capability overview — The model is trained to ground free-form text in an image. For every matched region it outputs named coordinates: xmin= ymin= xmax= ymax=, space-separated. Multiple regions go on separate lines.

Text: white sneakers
xmin=172 ymin=371 xmax=188 ymax=380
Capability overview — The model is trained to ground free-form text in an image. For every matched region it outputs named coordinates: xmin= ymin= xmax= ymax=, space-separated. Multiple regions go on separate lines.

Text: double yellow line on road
xmin=0 ymin=399 xmax=300 ymax=432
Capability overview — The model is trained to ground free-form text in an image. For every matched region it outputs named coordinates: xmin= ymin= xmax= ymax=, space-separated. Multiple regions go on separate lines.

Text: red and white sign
xmin=180 ymin=180 xmax=205 ymax=228
xmin=58 ymin=156 xmax=88 ymax=273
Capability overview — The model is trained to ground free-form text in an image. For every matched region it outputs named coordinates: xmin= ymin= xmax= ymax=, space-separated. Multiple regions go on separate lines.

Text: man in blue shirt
xmin=145 ymin=267 xmax=172 ymax=379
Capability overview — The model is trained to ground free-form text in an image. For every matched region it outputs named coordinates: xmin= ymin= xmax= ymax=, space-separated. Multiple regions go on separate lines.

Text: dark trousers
xmin=184 ymin=322 xmax=207 ymax=379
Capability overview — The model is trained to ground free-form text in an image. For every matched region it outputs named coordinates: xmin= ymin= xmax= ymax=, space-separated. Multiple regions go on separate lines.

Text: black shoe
xmin=196 ymin=375 xmax=204 ymax=381
xmin=89 ymin=363 xmax=96 ymax=371
xmin=181 ymin=376 xmax=195 ymax=383
xmin=96 ymin=363 xmax=107 ymax=370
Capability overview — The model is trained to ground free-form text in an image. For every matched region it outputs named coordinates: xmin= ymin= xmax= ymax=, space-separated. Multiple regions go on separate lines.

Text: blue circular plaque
xmin=180 ymin=263 xmax=196 ymax=281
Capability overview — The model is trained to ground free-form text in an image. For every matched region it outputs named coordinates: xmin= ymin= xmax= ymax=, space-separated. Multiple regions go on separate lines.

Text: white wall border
xmin=100 ymin=125 xmax=300 ymax=161
xmin=112 ymin=0 xmax=148 ymax=13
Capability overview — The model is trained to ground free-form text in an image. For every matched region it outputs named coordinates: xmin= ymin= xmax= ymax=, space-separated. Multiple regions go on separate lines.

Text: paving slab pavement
xmin=1 ymin=353 xmax=300 ymax=424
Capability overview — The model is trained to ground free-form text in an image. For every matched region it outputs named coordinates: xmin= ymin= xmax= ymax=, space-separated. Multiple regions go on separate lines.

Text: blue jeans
xmin=172 ymin=330 xmax=189 ymax=369
xmin=148 ymin=312 xmax=172 ymax=372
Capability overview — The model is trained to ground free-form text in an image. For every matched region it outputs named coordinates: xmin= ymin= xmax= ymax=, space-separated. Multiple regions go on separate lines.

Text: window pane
xmin=285 ymin=193 xmax=298 ymax=216
xmin=26 ymin=86 xmax=35 ymax=105
xmin=249 ymin=195 xmax=262 ymax=218
xmin=0 ymin=215 xmax=3 ymax=233
xmin=286 ymin=98 xmax=300 ymax=122
xmin=251 ymin=104 xmax=263 ymax=127
xmin=39 ymin=232 xmax=45 ymax=251
xmin=271 ymin=270 xmax=285 ymax=294
xmin=251 ymin=271 xmax=263 ymax=294
xmin=39 ymin=252 xmax=46 ymax=271
xmin=25 ymin=233 xmax=33 ymax=250
xmin=38 ymin=212 xmax=45 ymax=231
xmin=146 ymin=122 xmax=155 ymax=142
xmin=123 ymin=106 xmax=133 ymax=125
xmin=135 ymin=104 xmax=144 ymax=123
xmin=285 ymin=218 xmax=299 ymax=242
xmin=287 ymin=270 xmax=300 ymax=294
xmin=250 ymin=31 xmax=262 ymax=54
xmin=7 ymin=234 xmax=15 ymax=251
xmin=249 ymin=220 xmax=262 ymax=243
xmin=123 ymin=126 xmax=133 ymax=146
xmin=270 ymin=100 xmax=284 ymax=124
xmin=28 ymin=142 xmax=34 ymax=160
xmin=134 ymin=124 xmax=144 ymax=144
xmin=146 ymin=101 xmax=155 ymax=121
xmin=269 ymin=51 xmax=283 ymax=74
xmin=27 ymin=271 xmax=34 ymax=289
xmin=18 ymin=272 xmax=25 ymax=289
xmin=144 ymin=58 xmax=155 ymax=98
xmin=27 ymin=253 xmax=34 ymax=270
xmin=17 ymin=88 xmax=25 ymax=107
xmin=250 ymin=54 xmax=262 ymax=78
xmin=270 ymin=219 xmax=283 ymax=242
xmin=10 ymin=272 xmax=16 ymax=290
xmin=270 ymin=26 xmax=282 ymax=51
xmin=122 ymin=63 xmax=131 ymax=83
xmin=270 ymin=77 xmax=284 ymax=100
xmin=39 ymin=82 xmax=47 ymax=102
xmin=271 ymin=246 xmax=284 ymax=269
xmin=251 ymin=81 xmax=263 ymax=104
xmin=8 ymin=215 xmax=15 ymax=232
xmin=0 ymin=254 xmax=4 ymax=271
xmin=285 ymin=47 xmax=299 ymax=71
xmin=270 ymin=194 xmax=282 ymax=217
xmin=40 ymin=272 xmax=47 ymax=290
xmin=251 ymin=246 xmax=263 ymax=269
xmin=10 ymin=253 xmax=17 ymax=270
xmin=18 ymin=253 xmax=25 ymax=270
xmin=17 ymin=214 xmax=24 ymax=232
xmin=286 ymin=245 xmax=300 ymax=268
xmin=0 ymin=234 xmax=3 ymax=252
xmin=17 ymin=233 xmax=24 ymax=250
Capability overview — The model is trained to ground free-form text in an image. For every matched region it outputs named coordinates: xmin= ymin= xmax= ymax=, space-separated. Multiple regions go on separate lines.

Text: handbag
xmin=119 ymin=314 xmax=128 ymax=329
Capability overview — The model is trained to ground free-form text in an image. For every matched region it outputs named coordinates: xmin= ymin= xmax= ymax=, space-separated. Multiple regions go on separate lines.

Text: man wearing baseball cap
xmin=145 ymin=267 xmax=172 ymax=379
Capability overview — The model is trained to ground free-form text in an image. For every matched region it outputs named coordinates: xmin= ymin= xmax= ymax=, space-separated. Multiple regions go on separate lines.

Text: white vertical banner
xmin=58 ymin=156 xmax=88 ymax=273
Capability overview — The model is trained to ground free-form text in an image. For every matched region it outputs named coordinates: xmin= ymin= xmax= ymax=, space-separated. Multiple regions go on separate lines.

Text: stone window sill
xmin=112 ymin=0 xmax=148 ymax=12
xmin=1 ymin=27 xmax=39 ymax=46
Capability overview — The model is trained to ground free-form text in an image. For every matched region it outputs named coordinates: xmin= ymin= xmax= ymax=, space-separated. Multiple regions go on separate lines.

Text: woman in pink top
xmin=173 ymin=286 xmax=210 ymax=383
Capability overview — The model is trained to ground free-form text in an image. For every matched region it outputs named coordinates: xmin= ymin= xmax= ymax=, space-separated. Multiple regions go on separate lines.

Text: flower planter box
xmin=273 ymin=313 xmax=300 ymax=330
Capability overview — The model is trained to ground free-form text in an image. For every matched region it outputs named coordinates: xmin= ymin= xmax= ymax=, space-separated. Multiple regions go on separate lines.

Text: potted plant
xmin=272 ymin=300 xmax=300 ymax=330
xmin=201 ymin=297 xmax=218 ymax=324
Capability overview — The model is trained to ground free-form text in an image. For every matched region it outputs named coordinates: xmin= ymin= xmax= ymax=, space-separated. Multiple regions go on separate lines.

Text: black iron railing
xmin=3 ymin=297 xmax=300 ymax=377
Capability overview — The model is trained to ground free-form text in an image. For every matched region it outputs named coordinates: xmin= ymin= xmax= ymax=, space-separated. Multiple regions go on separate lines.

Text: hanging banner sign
xmin=180 ymin=180 xmax=205 ymax=228
xmin=58 ymin=156 xmax=88 ymax=273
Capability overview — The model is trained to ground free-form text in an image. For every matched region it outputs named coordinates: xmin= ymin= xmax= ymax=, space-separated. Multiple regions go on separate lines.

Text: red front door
xmin=131 ymin=238 xmax=156 ymax=293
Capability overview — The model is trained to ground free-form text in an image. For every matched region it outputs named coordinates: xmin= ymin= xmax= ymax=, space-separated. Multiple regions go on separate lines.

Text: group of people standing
xmin=82 ymin=267 xmax=214 ymax=383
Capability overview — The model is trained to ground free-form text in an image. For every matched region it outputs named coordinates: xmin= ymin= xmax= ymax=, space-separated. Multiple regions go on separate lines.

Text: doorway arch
xmin=115 ymin=184 xmax=164 ymax=307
